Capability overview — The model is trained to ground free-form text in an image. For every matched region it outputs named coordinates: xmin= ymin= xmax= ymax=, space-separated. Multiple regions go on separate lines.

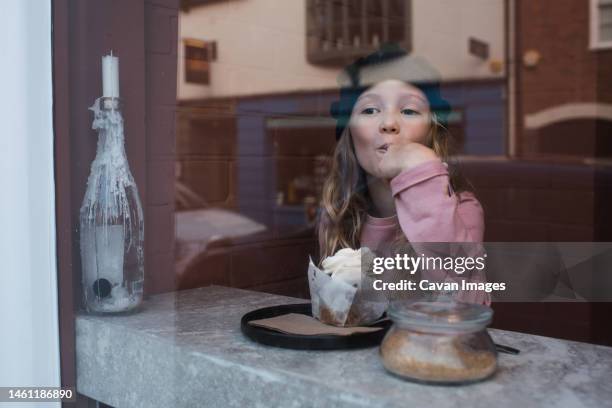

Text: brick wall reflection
xmin=175 ymin=93 xmax=336 ymax=298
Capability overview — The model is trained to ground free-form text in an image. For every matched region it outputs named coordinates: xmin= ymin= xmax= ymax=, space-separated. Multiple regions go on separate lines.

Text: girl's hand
xmin=377 ymin=142 xmax=438 ymax=180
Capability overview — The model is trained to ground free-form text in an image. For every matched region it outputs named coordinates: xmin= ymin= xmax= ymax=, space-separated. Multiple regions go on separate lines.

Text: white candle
xmin=102 ymin=52 xmax=119 ymax=98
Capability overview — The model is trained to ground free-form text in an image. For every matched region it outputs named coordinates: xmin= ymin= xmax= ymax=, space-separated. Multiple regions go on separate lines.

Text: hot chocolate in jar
xmin=379 ymin=299 xmax=497 ymax=384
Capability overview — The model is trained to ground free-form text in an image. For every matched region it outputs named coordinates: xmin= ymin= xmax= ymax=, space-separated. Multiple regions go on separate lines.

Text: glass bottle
xmin=79 ymin=97 xmax=144 ymax=314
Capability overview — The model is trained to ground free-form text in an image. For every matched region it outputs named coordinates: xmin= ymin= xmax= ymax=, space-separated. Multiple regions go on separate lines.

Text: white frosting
xmin=322 ymin=247 xmax=373 ymax=287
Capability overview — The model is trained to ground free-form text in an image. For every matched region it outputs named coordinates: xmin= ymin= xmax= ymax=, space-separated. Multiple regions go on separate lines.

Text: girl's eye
xmin=360 ymin=107 xmax=379 ymax=115
xmin=401 ymin=109 xmax=420 ymax=116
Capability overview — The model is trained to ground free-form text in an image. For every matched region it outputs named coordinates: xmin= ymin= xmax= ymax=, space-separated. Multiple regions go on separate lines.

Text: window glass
xmin=51 ymin=1 xmax=612 ymax=404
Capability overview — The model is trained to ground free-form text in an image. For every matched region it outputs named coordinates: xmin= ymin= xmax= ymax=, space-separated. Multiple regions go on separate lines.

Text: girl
xmin=319 ymin=45 xmax=490 ymax=305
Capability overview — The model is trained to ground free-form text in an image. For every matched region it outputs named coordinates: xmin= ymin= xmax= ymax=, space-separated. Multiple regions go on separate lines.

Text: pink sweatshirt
xmin=321 ymin=158 xmax=491 ymax=305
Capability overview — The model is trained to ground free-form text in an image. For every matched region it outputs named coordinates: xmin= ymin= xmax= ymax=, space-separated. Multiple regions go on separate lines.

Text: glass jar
xmin=379 ymin=300 xmax=497 ymax=384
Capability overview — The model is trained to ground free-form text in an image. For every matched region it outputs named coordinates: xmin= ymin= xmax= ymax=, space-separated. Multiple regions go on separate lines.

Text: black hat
xmin=330 ymin=43 xmax=452 ymax=140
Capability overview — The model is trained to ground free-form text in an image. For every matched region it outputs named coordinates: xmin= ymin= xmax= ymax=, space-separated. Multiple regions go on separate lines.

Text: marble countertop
xmin=76 ymin=285 xmax=612 ymax=408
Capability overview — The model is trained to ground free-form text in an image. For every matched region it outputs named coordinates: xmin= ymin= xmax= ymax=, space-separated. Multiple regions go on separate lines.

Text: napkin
xmin=249 ymin=313 xmax=386 ymax=336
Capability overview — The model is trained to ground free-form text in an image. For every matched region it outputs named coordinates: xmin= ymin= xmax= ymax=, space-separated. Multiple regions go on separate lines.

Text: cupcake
xmin=308 ymin=247 xmax=387 ymax=326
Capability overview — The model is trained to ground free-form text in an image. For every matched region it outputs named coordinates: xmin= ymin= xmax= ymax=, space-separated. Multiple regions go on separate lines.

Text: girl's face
xmin=349 ymin=79 xmax=432 ymax=178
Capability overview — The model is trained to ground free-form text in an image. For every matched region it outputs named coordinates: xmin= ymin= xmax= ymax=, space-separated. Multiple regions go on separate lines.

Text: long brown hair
xmin=317 ymin=112 xmax=471 ymax=263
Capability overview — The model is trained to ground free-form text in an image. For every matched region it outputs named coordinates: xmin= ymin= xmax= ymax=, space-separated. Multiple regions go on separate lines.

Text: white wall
xmin=412 ymin=0 xmax=505 ymax=79
xmin=178 ymin=0 xmax=505 ymax=100
xmin=178 ymin=0 xmax=337 ymax=99
xmin=0 ymin=0 xmax=60 ymax=406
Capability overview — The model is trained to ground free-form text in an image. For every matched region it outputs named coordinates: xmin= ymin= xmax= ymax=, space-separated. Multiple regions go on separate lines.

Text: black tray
xmin=240 ymin=303 xmax=391 ymax=350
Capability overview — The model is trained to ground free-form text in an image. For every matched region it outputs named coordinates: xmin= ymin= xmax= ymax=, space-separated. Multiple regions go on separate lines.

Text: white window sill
xmin=589 ymin=41 xmax=612 ymax=51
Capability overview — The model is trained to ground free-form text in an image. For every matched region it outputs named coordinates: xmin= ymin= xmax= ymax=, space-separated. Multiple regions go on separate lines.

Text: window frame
xmin=590 ymin=0 xmax=612 ymax=50
xmin=184 ymin=38 xmax=216 ymax=85
xmin=306 ymin=0 xmax=412 ymax=66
